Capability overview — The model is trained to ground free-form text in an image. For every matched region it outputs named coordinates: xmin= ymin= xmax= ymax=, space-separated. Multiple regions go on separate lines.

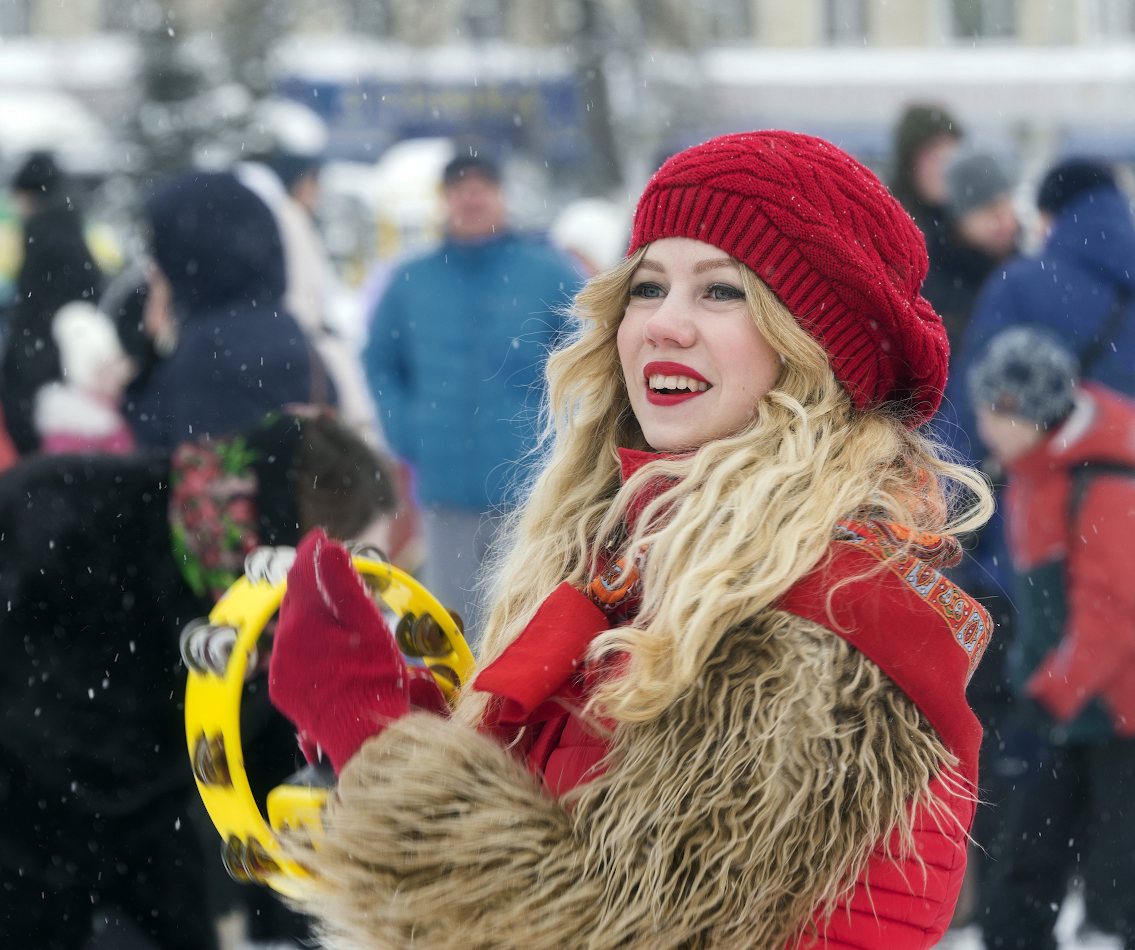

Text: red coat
xmin=475 ymin=449 xmax=989 ymax=950
xmin=1003 ymin=381 xmax=1135 ymax=736
xmin=0 ymin=403 xmax=18 ymax=474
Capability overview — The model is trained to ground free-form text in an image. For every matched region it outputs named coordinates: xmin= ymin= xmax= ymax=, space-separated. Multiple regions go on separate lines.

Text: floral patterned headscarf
xmin=169 ymin=436 xmax=262 ymax=602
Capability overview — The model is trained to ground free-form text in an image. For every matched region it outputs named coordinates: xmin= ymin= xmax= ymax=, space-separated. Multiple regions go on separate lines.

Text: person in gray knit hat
xmin=970 ymin=326 xmax=1078 ymax=425
xmin=968 ymin=322 xmax=1135 ymax=950
xmin=970 ymin=326 xmax=1078 ymax=464
xmin=947 ymin=152 xmax=1018 ymax=261
xmin=921 ymin=153 xmax=1019 ymax=353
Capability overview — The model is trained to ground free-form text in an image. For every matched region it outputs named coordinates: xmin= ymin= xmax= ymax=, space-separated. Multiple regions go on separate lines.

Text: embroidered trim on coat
xmin=835 ymin=520 xmax=991 ymax=683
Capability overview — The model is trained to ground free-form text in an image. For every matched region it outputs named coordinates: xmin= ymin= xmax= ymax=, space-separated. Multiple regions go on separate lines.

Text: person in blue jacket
xmin=127 ymin=172 xmax=326 ymax=448
xmin=944 ymin=160 xmax=1135 ymax=599
xmin=364 ymin=154 xmax=582 ymax=639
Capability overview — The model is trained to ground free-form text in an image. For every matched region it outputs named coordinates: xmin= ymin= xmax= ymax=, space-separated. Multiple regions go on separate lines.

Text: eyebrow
xmin=635 ymin=257 xmax=738 ymax=274
xmin=694 ymin=258 xmax=738 ymax=274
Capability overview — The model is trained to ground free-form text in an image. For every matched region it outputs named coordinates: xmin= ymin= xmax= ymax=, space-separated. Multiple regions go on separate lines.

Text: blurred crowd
xmin=893 ymin=104 xmax=1135 ymax=950
xmin=0 ymin=100 xmax=1133 ymax=949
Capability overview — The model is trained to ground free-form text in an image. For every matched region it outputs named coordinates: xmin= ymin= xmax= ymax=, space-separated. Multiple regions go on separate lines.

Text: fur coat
xmin=287 ymin=521 xmax=990 ymax=949
xmin=281 ymin=447 xmax=985 ymax=948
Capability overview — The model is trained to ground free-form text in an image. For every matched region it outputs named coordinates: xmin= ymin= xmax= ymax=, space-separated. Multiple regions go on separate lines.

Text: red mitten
xmin=269 ymin=529 xmax=445 ymax=772
xmin=407 ymin=664 xmax=451 ymax=717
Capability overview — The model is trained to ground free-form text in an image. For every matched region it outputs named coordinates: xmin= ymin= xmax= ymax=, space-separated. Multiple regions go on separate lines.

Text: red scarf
xmin=580 ymin=448 xmax=675 ymax=624
xmin=475 ymin=449 xmax=990 ymax=783
xmin=780 ymin=520 xmax=989 ymax=782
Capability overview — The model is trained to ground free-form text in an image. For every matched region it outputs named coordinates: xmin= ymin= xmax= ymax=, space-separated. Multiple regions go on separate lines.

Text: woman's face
xmin=618 ymin=237 xmax=782 ymax=452
xmin=911 ymin=133 xmax=958 ymax=206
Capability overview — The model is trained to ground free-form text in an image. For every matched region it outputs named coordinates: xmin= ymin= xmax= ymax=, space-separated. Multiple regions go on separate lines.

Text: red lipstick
xmin=643 ymin=361 xmax=711 ymax=406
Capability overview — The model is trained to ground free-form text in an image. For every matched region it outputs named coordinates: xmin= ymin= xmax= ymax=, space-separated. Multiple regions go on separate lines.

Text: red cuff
xmin=474 ymin=582 xmax=610 ymax=726
xmin=407 ymin=664 xmax=451 ymax=717
xmin=314 ymin=700 xmax=398 ymax=774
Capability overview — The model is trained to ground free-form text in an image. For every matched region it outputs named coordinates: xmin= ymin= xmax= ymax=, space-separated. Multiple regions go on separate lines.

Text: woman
xmin=269 ymin=131 xmax=994 ymax=949
xmin=889 ymin=103 xmax=962 ymax=241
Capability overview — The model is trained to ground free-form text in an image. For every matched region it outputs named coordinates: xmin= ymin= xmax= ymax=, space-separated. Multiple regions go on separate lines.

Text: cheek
xmin=616 ymin=313 xmax=640 ymax=380
xmin=714 ymin=321 xmax=781 ymax=402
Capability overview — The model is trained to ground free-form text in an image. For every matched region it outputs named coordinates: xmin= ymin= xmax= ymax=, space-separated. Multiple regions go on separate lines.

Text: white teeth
xmin=648 ymin=373 xmax=709 ymax=392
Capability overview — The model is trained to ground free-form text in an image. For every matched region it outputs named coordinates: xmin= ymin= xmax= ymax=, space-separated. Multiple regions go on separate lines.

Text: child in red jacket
xmin=267 ymin=132 xmax=996 ymax=950
xmin=970 ymin=325 xmax=1135 ymax=949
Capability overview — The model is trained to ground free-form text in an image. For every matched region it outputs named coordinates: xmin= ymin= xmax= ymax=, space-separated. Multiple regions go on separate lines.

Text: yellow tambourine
xmin=182 ymin=544 xmax=476 ymax=898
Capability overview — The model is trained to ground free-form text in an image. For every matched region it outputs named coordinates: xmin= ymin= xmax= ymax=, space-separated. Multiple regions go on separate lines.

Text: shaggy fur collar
xmin=286 ymin=613 xmax=957 ymax=950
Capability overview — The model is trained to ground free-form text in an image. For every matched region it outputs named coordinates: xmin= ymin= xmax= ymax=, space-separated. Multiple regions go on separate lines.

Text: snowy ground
xmin=934 ymin=892 xmax=1123 ymax=949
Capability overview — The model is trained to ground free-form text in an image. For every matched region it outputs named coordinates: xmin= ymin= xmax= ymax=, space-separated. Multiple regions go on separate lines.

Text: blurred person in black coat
xmin=922 ymin=152 xmax=1020 ymax=355
xmin=0 ymin=412 xmax=398 ymax=948
xmin=125 ymin=172 xmax=333 ymax=449
xmin=0 ymin=152 xmax=101 ymax=454
xmin=918 ymin=153 xmax=1019 ymax=927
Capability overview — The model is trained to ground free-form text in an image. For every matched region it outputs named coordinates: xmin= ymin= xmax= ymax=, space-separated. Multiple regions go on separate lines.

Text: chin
xmin=642 ymin=413 xmax=750 ymax=452
xmin=642 ymin=428 xmax=700 ymax=453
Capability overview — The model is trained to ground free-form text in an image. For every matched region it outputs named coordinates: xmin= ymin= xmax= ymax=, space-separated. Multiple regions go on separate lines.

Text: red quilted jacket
xmin=1002 ymin=381 xmax=1135 ymax=736
xmin=475 ymin=449 xmax=988 ymax=950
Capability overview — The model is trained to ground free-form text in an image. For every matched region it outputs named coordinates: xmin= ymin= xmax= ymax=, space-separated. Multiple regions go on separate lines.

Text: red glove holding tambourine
xmin=268 ymin=529 xmax=448 ymax=774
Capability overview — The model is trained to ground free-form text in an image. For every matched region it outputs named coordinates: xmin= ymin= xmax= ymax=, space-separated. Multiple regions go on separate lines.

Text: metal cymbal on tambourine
xmin=182 ymin=543 xmax=476 ymax=897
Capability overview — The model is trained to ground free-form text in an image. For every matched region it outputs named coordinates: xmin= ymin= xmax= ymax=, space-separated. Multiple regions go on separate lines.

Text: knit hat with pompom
xmin=629 ymin=130 xmax=949 ymax=425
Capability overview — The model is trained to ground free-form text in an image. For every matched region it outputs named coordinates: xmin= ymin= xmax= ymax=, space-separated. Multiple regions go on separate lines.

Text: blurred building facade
xmin=3 ymin=0 xmax=1135 ymax=45
xmin=1 ymin=0 xmax=1133 ymax=273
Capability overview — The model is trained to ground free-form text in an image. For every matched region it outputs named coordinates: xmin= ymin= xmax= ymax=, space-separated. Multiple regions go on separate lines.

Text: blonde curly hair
xmin=458 ymin=247 xmax=992 ymax=725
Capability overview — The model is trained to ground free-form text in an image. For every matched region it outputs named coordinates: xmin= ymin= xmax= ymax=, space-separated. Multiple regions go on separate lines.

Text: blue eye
xmin=629 ymin=282 xmax=665 ymax=299
xmin=707 ymin=283 xmax=745 ymax=301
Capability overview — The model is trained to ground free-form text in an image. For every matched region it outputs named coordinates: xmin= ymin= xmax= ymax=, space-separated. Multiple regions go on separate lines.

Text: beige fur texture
xmin=284 ymin=612 xmax=957 ymax=950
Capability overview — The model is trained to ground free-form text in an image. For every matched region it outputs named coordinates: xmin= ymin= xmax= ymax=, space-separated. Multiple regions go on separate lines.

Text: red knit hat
xmin=629 ymin=131 xmax=948 ymax=424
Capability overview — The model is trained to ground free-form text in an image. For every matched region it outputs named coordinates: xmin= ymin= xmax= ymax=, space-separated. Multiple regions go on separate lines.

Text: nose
xmin=642 ymin=295 xmax=697 ymax=349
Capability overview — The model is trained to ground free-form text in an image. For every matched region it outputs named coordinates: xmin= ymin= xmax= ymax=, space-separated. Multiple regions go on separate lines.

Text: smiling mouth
xmin=648 ymin=373 xmax=710 ymax=394
xmin=642 ymin=362 xmax=712 ymax=406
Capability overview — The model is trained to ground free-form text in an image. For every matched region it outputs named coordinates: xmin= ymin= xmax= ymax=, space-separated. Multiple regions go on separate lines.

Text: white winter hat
xmin=51 ymin=301 xmax=127 ymax=392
